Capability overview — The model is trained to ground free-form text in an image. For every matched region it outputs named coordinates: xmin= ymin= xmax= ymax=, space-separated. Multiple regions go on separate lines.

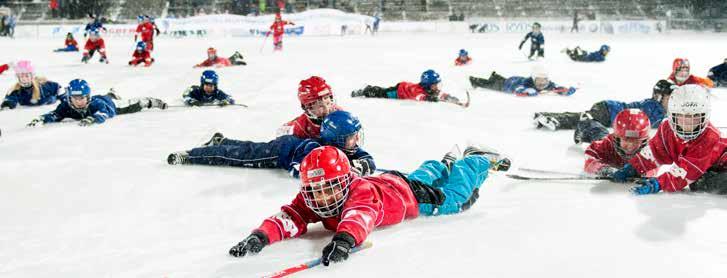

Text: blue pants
xmin=407 ymin=155 xmax=490 ymax=215
xmin=186 ymin=135 xmax=302 ymax=169
xmin=54 ymin=45 xmax=79 ymax=52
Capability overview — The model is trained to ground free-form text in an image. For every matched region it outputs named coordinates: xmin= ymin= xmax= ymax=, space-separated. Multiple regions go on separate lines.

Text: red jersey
xmin=135 ymin=22 xmax=155 ymax=41
xmin=455 ymin=56 xmax=472 ymax=66
xmin=0 ymin=63 xmax=8 ymax=75
xmin=255 ymin=173 xmax=419 ymax=246
xmin=270 ymin=21 xmax=291 ymax=37
xmin=65 ymin=38 xmax=78 ymax=47
xmin=195 ymin=57 xmax=232 ymax=68
xmin=584 ymin=134 xmax=628 ymax=174
xmin=396 ymin=82 xmax=454 ymax=102
xmin=129 ymin=50 xmax=153 ymax=66
xmin=668 ymin=74 xmax=714 ymax=88
xmin=84 ymin=38 xmax=106 ymax=51
xmin=629 ymin=121 xmax=726 ymax=192
xmin=277 ymin=105 xmax=342 ymax=139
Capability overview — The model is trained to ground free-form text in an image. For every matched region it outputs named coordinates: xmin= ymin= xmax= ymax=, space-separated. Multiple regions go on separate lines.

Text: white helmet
xmin=531 ymin=64 xmax=549 ymax=90
xmin=668 ymin=84 xmax=711 ymax=141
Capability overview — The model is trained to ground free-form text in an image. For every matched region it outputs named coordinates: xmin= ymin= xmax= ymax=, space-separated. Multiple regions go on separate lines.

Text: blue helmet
xmin=600 ymin=45 xmax=610 ymax=53
xmin=420 ymin=69 xmax=441 ymax=88
xmin=136 ymin=41 xmax=146 ymax=51
xmin=66 ymin=79 xmax=92 ymax=109
xmin=320 ymin=111 xmax=362 ymax=151
xmin=459 ymin=49 xmax=468 ymax=57
xmin=200 ymin=70 xmax=219 ymax=86
xmin=137 ymin=15 xmax=144 ymax=22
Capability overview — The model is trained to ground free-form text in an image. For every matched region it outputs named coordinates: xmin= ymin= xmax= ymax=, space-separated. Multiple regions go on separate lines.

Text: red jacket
xmin=455 ymin=56 xmax=471 ymax=66
xmin=668 ymin=74 xmax=714 ymax=88
xmin=65 ymin=38 xmax=78 ymax=47
xmin=0 ymin=64 xmax=8 ymax=75
xmin=136 ymin=22 xmax=155 ymax=41
xmin=195 ymin=57 xmax=231 ymax=68
xmin=129 ymin=50 xmax=153 ymax=66
xmin=629 ymin=121 xmax=726 ymax=192
xmin=270 ymin=21 xmax=292 ymax=37
xmin=84 ymin=38 xmax=106 ymax=51
xmin=584 ymin=134 xmax=628 ymax=174
xmin=277 ymin=105 xmax=342 ymax=139
xmin=396 ymin=82 xmax=456 ymax=102
xmin=255 ymin=173 xmax=419 ymax=246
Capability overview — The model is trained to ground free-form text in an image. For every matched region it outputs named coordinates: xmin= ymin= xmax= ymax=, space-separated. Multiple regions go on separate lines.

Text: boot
xmin=440 ymin=145 xmax=462 ymax=172
xmin=463 ymin=144 xmax=510 ymax=171
xmin=202 ymin=132 xmax=225 ymax=147
xmin=533 ymin=113 xmax=560 ymax=131
xmin=167 ymin=152 xmax=189 ymax=165
xmin=142 ymin=97 xmax=167 ymax=109
xmin=81 ymin=55 xmax=90 ymax=64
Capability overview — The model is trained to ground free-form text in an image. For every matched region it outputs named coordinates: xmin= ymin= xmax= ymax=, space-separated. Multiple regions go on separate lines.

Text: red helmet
xmin=298 ymin=76 xmax=333 ymax=107
xmin=300 ymin=146 xmax=352 ymax=218
xmin=612 ymin=109 xmax=650 ymax=157
xmin=207 ymin=47 xmax=217 ymax=57
xmin=672 ymin=58 xmax=690 ymax=73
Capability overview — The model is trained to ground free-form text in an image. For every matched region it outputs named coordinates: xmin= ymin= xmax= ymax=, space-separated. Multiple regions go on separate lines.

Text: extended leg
xmin=351 ymin=85 xmax=398 ymax=98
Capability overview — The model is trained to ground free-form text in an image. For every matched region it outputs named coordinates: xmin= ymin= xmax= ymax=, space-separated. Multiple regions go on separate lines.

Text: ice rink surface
xmin=1 ymin=31 xmax=726 ymax=277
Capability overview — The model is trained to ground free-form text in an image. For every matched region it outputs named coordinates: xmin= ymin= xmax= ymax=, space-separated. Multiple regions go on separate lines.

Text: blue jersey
xmin=708 ymin=63 xmax=727 ymax=84
xmin=183 ymin=85 xmax=234 ymax=105
xmin=583 ymin=50 xmax=607 ymax=62
xmin=85 ymin=20 xmax=104 ymax=33
xmin=3 ymin=80 xmax=62 ymax=108
xmin=604 ymin=98 xmax=665 ymax=128
xmin=41 ymin=95 xmax=117 ymax=124
xmin=523 ymin=32 xmax=544 ymax=46
xmin=502 ymin=76 xmax=574 ymax=96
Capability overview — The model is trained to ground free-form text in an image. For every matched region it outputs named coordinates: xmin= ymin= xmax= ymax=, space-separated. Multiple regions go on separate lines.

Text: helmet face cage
xmin=670 ymin=113 xmax=708 ymax=141
xmin=330 ymin=128 xmax=363 ymax=153
xmin=301 ymin=174 xmax=351 ymax=218
xmin=533 ymin=77 xmax=549 ymax=90
xmin=668 ymin=85 xmax=711 ymax=141
xmin=67 ymin=90 xmax=90 ymax=111
xmin=302 ymin=94 xmax=334 ymax=120
xmin=614 ymin=136 xmax=647 ymax=158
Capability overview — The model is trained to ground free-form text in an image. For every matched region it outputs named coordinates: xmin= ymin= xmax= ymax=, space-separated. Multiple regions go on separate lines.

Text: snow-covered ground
xmin=1 ymin=31 xmax=726 ymax=278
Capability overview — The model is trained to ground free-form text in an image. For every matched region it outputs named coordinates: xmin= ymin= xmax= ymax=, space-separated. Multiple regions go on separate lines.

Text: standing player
xmin=134 ymin=15 xmax=159 ymax=51
xmin=455 ymin=49 xmax=472 ymax=66
xmin=470 ymin=67 xmax=576 ymax=97
xmin=81 ymin=29 xmax=108 ymax=64
xmin=518 ymin=22 xmax=544 ymax=60
xmin=277 ymin=76 xmax=340 ymax=139
xmin=669 ymin=58 xmax=714 ymax=87
xmin=351 ymin=69 xmax=468 ymax=106
xmin=84 ymin=14 xmax=106 ymax=37
xmin=707 ymin=58 xmax=727 ymax=87
xmin=128 ymin=41 xmax=154 ymax=67
xmin=1 ymin=60 xmax=63 ymax=110
xmin=562 ymin=45 xmax=610 ymax=62
xmin=182 ymin=70 xmax=235 ymax=106
xmin=584 ymin=109 xmax=651 ymax=177
xmin=193 ymin=47 xmax=246 ymax=68
xmin=227 ymin=144 xmax=510 ymax=264
xmin=268 ymin=13 xmax=295 ymax=51
xmin=53 ymin=32 xmax=79 ymax=52
xmin=26 ymin=79 xmax=167 ymax=127
xmin=610 ymin=85 xmax=727 ymax=194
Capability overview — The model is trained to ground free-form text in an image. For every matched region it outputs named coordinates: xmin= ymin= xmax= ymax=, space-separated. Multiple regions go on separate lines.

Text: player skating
xmin=128 ymin=41 xmax=154 ymax=67
xmin=518 ymin=22 xmax=544 ymax=60
xmin=81 ymin=29 xmax=108 ymax=64
xmin=182 ymin=70 xmax=235 ymax=106
xmin=167 ymin=110 xmax=376 ymax=178
xmin=610 ymin=85 xmax=727 ymax=194
xmin=351 ymin=69 xmax=468 ymax=107
xmin=268 ymin=12 xmax=295 ymax=51
xmin=455 ymin=49 xmax=472 ymax=66
xmin=193 ymin=47 xmax=246 ymax=68
xmin=53 ymin=32 xmax=79 ymax=52
xmin=26 ymin=79 xmax=167 ymax=127
xmin=277 ymin=76 xmax=341 ymax=139
xmin=1 ymin=60 xmax=63 ymax=110
xmin=227 ymin=144 xmax=510 ymax=266
xmin=469 ymin=66 xmax=576 ymax=97
xmin=707 ymin=58 xmax=727 ymax=87
xmin=562 ymin=45 xmax=610 ymax=62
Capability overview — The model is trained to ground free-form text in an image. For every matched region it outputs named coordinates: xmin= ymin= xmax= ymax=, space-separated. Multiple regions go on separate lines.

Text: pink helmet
xmin=13 ymin=60 xmax=35 ymax=87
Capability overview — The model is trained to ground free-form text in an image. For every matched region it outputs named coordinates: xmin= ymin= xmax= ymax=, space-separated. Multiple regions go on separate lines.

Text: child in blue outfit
xmin=518 ymin=22 xmax=545 ymax=60
xmin=1 ymin=60 xmax=63 ymax=110
xmin=470 ymin=67 xmax=576 ymax=97
xmin=707 ymin=58 xmax=727 ymax=87
xmin=563 ymin=45 xmax=610 ymax=62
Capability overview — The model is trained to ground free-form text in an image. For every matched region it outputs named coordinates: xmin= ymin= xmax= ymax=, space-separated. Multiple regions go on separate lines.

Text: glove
xmin=321 ymin=232 xmax=355 ymax=266
xmin=518 ymin=41 xmax=524 ymax=50
xmin=1 ymin=100 xmax=13 ymax=109
xmin=351 ymin=159 xmax=373 ymax=176
xmin=27 ymin=118 xmax=43 ymax=127
xmin=595 ymin=167 xmax=618 ymax=178
xmin=653 ymin=79 xmax=676 ymax=95
xmin=217 ymin=99 xmax=231 ymax=107
xmin=79 ymin=117 xmax=95 ymax=126
xmin=611 ymin=163 xmax=638 ymax=183
xmin=630 ymin=178 xmax=661 ymax=195
xmin=229 ymin=231 xmax=269 ymax=257
xmin=187 ymin=99 xmax=201 ymax=106
xmin=491 ymin=158 xmax=511 ymax=172
xmin=561 ymin=87 xmax=577 ymax=96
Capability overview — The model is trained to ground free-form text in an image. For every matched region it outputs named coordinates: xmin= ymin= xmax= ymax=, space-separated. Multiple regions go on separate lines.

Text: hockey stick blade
xmin=517 ymin=167 xmax=584 ymax=177
xmin=263 ymin=241 xmax=373 ymax=278
xmin=166 ymin=103 xmax=248 ymax=108
xmin=506 ymin=174 xmax=612 ymax=181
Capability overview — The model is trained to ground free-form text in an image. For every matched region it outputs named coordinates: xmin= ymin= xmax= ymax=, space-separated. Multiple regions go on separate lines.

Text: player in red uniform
xmin=128 ymin=41 xmax=154 ymax=67
xmin=268 ymin=13 xmax=295 ymax=51
xmin=454 ymin=49 xmax=472 ymax=66
xmin=351 ymin=69 xmax=468 ymax=107
xmin=0 ymin=63 xmax=8 ymax=75
xmin=53 ymin=32 xmax=79 ymax=52
xmin=227 ymin=144 xmax=510 ymax=265
xmin=277 ymin=76 xmax=341 ymax=139
xmin=611 ymin=85 xmax=727 ymax=194
xmin=583 ymin=109 xmax=651 ymax=177
xmin=669 ymin=58 xmax=714 ymax=88
xmin=81 ymin=29 xmax=108 ymax=64
xmin=193 ymin=47 xmax=246 ymax=68
xmin=134 ymin=15 xmax=158 ymax=51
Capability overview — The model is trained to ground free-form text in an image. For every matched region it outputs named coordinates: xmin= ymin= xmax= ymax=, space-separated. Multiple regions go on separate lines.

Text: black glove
xmin=27 ymin=118 xmax=43 ymax=127
xmin=518 ymin=41 xmax=525 ymax=50
xmin=321 ymin=232 xmax=355 ymax=266
xmin=79 ymin=117 xmax=95 ymax=126
xmin=351 ymin=159 xmax=373 ymax=176
xmin=653 ymin=79 xmax=675 ymax=96
xmin=229 ymin=231 xmax=269 ymax=257
xmin=217 ymin=99 xmax=231 ymax=107
xmin=1 ymin=100 xmax=13 ymax=109
xmin=187 ymin=99 xmax=201 ymax=106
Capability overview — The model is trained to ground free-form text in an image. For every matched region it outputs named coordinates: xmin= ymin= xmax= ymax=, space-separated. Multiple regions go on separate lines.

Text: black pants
xmin=690 ymin=170 xmax=727 ymax=195
xmin=538 ymin=101 xmax=611 ymax=130
xmin=566 ymin=47 xmax=587 ymax=61
xmin=530 ymin=44 xmax=544 ymax=58
xmin=470 ymin=71 xmax=506 ymax=91
xmin=352 ymin=84 xmax=399 ymax=98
